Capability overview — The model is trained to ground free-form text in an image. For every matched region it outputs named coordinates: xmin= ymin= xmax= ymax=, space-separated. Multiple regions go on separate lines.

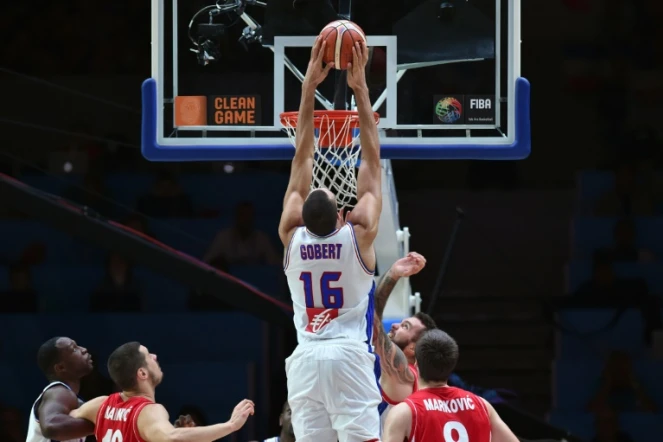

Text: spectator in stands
xmin=19 ymin=242 xmax=47 ymax=267
xmin=123 ymin=214 xmax=152 ymax=237
xmin=598 ymin=218 xmax=655 ymax=262
xmin=593 ymin=163 xmax=656 ymax=216
xmin=591 ymin=411 xmax=634 ymax=442
xmin=204 ymin=202 xmax=280 ymax=270
xmin=136 ymin=171 xmax=194 ymax=218
xmin=89 ymin=253 xmax=142 ymax=312
xmin=0 ymin=263 xmax=37 ymax=312
xmin=572 ymin=251 xmax=662 ymax=344
xmin=588 ymin=351 xmax=658 ymax=413
xmin=574 ymin=251 xmax=647 ymax=298
xmin=0 ymin=405 xmax=24 ymax=442
xmin=176 ymin=405 xmax=208 ymax=426
xmin=248 ymin=401 xmax=295 ymax=442
xmin=63 ymin=171 xmax=114 ymax=218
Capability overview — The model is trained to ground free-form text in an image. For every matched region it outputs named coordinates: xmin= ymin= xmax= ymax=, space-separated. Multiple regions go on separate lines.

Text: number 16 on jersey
xmin=299 ymin=271 xmax=344 ymax=309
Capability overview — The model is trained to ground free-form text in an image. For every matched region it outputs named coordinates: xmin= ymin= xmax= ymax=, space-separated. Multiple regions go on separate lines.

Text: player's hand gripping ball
xmin=319 ymin=20 xmax=366 ymax=70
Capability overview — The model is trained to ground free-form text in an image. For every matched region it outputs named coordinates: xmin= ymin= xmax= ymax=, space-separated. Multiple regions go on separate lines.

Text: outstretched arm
xmin=346 ymin=42 xmax=382 ymax=256
xmin=69 ymin=395 xmax=107 ymax=422
xmin=382 ymin=402 xmax=412 ymax=442
xmin=138 ymin=399 xmax=255 ymax=442
xmin=278 ymin=38 xmax=333 ymax=246
xmin=372 ymin=253 xmax=426 ymax=395
xmin=37 ymin=386 xmax=96 ymax=440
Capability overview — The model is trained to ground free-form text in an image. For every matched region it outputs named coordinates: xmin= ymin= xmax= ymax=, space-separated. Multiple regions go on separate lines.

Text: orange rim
xmin=280 ymin=110 xmax=380 ymax=128
xmin=281 ymin=110 xmax=380 ymax=149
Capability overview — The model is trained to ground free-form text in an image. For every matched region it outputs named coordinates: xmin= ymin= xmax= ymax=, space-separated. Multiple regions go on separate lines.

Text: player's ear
xmin=404 ymin=342 xmax=416 ymax=358
xmin=137 ymin=367 xmax=148 ymax=380
xmin=54 ymin=362 xmax=66 ymax=375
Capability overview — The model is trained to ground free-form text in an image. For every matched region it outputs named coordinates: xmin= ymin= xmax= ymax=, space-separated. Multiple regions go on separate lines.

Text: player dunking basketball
xmin=382 ymin=330 xmax=519 ymax=442
xmin=279 ymin=37 xmax=383 ymax=442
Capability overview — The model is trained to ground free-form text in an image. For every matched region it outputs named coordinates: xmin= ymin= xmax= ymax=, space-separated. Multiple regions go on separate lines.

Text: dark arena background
xmin=1 ymin=0 xmax=663 ymax=441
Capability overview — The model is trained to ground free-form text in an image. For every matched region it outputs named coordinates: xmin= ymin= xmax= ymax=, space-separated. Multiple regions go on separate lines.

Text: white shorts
xmin=286 ymin=340 xmax=382 ymax=442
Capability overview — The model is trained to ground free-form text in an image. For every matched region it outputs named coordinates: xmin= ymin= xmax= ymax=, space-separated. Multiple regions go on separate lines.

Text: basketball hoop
xmin=281 ymin=110 xmax=380 ymax=210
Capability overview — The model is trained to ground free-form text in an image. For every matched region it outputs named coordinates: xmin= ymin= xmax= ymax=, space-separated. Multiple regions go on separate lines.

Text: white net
xmin=281 ymin=111 xmax=363 ymax=210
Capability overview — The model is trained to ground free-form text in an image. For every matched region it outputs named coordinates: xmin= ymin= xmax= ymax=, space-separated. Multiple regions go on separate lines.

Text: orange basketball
xmin=319 ymin=20 xmax=366 ymax=70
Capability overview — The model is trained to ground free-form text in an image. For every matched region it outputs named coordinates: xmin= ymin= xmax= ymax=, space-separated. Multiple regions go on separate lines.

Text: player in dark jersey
xmin=26 ymin=337 xmax=95 ymax=442
xmin=383 ymin=329 xmax=519 ymax=442
xmin=70 ymin=341 xmax=255 ymax=442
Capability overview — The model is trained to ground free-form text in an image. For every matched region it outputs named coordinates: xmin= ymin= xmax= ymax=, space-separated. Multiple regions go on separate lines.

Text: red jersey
xmin=405 ymin=386 xmax=491 ymax=442
xmin=95 ymin=393 xmax=154 ymax=442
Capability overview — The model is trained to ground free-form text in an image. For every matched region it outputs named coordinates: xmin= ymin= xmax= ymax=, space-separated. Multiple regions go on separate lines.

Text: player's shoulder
xmin=443 ymin=385 xmax=476 ymax=396
xmin=40 ymin=382 xmax=78 ymax=402
xmin=441 ymin=386 xmax=485 ymax=403
xmin=389 ymin=401 xmax=413 ymax=420
xmin=408 ymin=386 xmax=480 ymax=403
xmin=135 ymin=401 xmax=168 ymax=419
xmin=99 ymin=392 xmax=121 ymax=405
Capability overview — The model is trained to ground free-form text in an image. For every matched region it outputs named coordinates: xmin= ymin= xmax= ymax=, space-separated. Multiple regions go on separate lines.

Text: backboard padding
xmin=142 ymin=77 xmax=530 ymax=160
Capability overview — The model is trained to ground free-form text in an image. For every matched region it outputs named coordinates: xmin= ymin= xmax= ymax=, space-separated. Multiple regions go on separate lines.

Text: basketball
xmin=319 ymin=20 xmax=366 ymax=70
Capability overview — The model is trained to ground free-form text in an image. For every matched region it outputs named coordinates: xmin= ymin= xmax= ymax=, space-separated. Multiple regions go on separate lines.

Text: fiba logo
xmin=435 ymin=97 xmax=463 ymax=123
xmin=470 ymin=98 xmax=491 ymax=109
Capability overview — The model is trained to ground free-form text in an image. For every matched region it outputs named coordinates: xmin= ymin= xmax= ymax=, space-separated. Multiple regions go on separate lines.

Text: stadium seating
xmin=554 ymin=359 xmax=663 ymax=411
xmin=556 ymin=309 xmax=650 ymax=358
xmin=572 ymin=217 xmax=663 ymax=258
xmin=567 ymin=261 xmax=663 ymax=295
xmin=549 ymin=412 xmax=663 ymax=442
xmin=551 ymin=170 xmax=663 ymax=441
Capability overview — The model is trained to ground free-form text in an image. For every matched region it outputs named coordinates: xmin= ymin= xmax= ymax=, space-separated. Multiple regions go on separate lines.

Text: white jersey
xmin=284 ymin=223 xmax=376 ymax=344
xmin=263 ymin=438 xmax=280 ymax=442
xmin=26 ymin=381 xmax=85 ymax=442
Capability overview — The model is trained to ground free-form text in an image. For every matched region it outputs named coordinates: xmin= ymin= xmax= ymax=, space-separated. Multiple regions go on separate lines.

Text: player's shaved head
xmin=37 ymin=337 xmax=64 ymax=377
xmin=302 ymin=188 xmax=338 ymax=236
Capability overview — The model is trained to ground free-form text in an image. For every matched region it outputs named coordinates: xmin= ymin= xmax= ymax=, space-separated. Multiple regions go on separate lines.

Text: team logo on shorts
xmin=305 ymin=308 xmax=339 ymax=333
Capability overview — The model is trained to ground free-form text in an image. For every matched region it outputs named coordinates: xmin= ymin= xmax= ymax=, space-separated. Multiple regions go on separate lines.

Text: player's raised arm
xmin=372 ymin=253 xmax=426 ymax=394
xmin=382 ymin=402 xmax=412 ymax=442
xmin=346 ymin=41 xmax=382 ymax=257
xmin=37 ymin=386 xmax=96 ymax=440
xmin=374 ymin=253 xmax=427 ymax=318
xmin=278 ymin=38 xmax=334 ymax=247
xmin=137 ymin=399 xmax=255 ymax=442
